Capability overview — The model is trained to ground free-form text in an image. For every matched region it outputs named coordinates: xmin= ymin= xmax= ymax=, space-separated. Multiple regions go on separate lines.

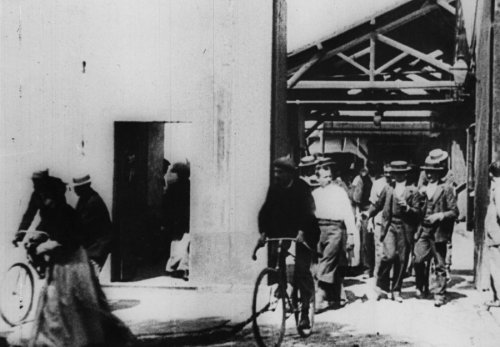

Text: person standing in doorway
xmin=363 ymin=161 xmax=423 ymax=302
xmin=164 ymin=162 xmax=191 ymax=281
xmin=72 ymin=174 xmax=113 ymax=275
xmin=414 ymin=149 xmax=458 ymax=307
xmin=258 ymin=156 xmax=319 ymax=329
xmin=312 ymin=163 xmax=356 ymax=311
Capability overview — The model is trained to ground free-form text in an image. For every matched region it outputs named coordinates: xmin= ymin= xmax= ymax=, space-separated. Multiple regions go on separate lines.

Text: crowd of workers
xmin=257 ymin=148 xmax=479 ymax=330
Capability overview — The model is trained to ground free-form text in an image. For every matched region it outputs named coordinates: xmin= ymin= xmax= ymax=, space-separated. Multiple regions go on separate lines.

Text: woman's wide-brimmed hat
xmin=298 ymin=155 xmax=317 ymax=168
xmin=421 ymin=149 xmax=448 ymax=170
xmin=72 ymin=174 xmax=92 ymax=187
xmin=273 ymin=156 xmax=296 ymax=172
xmin=389 ymin=160 xmax=411 ymax=172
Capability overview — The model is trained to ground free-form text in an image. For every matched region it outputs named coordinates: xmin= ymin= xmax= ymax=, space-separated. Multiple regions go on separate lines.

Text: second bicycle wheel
xmin=292 ymin=286 xmax=315 ymax=337
xmin=0 ymin=263 xmax=35 ymax=327
xmin=252 ymin=268 xmax=286 ymax=347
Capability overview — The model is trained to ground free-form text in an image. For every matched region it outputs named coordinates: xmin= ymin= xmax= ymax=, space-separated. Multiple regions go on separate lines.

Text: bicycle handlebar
xmin=252 ymin=237 xmax=319 ymax=261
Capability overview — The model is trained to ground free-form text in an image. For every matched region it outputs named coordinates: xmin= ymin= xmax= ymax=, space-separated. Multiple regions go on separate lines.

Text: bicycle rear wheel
xmin=292 ymin=286 xmax=315 ymax=337
xmin=0 ymin=263 xmax=35 ymax=326
xmin=252 ymin=268 xmax=286 ymax=347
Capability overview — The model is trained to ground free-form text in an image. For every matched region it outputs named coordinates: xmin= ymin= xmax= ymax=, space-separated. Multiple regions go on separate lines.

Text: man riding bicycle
xmin=258 ymin=156 xmax=319 ymax=330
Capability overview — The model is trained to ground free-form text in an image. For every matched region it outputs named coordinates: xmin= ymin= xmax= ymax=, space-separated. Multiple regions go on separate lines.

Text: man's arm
xmin=442 ymin=185 xmax=459 ymax=221
xmin=18 ymin=192 xmax=39 ymax=231
xmin=365 ymin=185 xmax=387 ymax=218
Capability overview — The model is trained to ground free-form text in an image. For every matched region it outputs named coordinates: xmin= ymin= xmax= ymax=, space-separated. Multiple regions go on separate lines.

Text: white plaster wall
xmin=0 ymin=0 xmax=273 ymax=284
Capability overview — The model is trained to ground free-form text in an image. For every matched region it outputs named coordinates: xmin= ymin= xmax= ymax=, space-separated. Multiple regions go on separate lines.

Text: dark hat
xmin=32 ymin=169 xmax=49 ymax=180
xmin=490 ymin=160 xmax=500 ymax=177
xmin=273 ymin=156 xmax=296 ymax=172
xmin=72 ymin=174 xmax=91 ymax=186
xmin=389 ymin=161 xmax=411 ymax=172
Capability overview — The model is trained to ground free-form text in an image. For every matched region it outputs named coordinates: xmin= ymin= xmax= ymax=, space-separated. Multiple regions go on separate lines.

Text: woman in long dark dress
xmin=27 ymin=178 xmax=134 ymax=347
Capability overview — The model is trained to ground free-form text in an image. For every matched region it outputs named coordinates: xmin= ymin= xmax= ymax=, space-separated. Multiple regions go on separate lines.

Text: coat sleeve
xmin=18 ymin=192 xmax=39 ymax=231
xmin=442 ymin=185 xmax=459 ymax=221
xmin=258 ymin=188 xmax=272 ymax=236
xmin=406 ymin=188 xmax=425 ymax=221
xmin=367 ymin=185 xmax=387 ymax=218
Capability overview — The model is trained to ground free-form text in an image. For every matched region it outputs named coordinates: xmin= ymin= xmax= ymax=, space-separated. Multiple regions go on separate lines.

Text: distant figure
xmin=164 ymin=162 xmax=191 ymax=280
xmin=414 ymin=150 xmax=458 ymax=307
xmin=72 ymin=174 xmax=113 ymax=275
xmin=368 ymin=163 xmax=392 ymax=279
xmin=484 ymin=160 xmax=500 ymax=308
xmin=21 ymin=176 xmax=134 ymax=347
xmin=258 ymin=156 xmax=319 ymax=330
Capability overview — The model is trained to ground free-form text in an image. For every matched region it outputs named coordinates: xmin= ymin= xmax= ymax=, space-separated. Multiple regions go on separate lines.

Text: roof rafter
xmin=376 ymin=34 xmax=452 ymax=73
xmin=287 ymin=1 xmax=444 ymax=88
xmin=337 ymin=53 xmax=370 ymax=74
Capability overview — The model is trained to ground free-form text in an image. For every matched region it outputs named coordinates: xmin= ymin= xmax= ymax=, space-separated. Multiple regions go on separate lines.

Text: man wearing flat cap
xmin=363 ymin=161 xmax=424 ymax=302
xmin=258 ymin=156 xmax=319 ymax=329
xmin=414 ymin=150 xmax=458 ymax=307
xmin=73 ymin=174 xmax=113 ymax=274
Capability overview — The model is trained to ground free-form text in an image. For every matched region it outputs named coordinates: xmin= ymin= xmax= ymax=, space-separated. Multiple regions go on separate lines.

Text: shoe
xmin=374 ymin=286 xmax=385 ymax=301
xmin=391 ymin=292 xmax=403 ymax=303
xmin=416 ymin=289 xmax=423 ymax=299
xmin=298 ymin=312 xmax=311 ymax=330
xmin=434 ymin=297 xmax=445 ymax=307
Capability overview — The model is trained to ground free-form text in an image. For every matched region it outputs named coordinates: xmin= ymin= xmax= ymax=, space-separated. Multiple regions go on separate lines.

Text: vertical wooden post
xmin=370 ymin=19 xmax=376 ymax=82
xmin=493 ymin=0 xmax=500 ymax=158
xmin=473 ymin=0 xmax=493 ymax=289
xmin=271 ymin=0 xmax=289 ymax=161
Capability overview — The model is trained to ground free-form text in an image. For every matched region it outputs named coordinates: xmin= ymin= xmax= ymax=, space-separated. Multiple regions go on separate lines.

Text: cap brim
xmin=420 ymin=166 xmax=444 ymax=171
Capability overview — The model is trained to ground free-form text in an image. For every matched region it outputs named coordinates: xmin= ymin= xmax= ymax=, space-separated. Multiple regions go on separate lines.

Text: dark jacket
xmin=367 ymin=182 xmax=424 ymax=244
xmin=258 ymin=178 xmax=319 ymax=247
xmin=162 ymin=179 xmax=190 ymax=240
xmin=75 ymin=188 xmax=113 ymax=266
xmin=419 ymin=181 xmax=458 ymax=243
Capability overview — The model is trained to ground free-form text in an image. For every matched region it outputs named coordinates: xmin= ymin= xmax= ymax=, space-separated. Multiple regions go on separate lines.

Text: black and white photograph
xmin=0 ymin=0 xmax=499 ymax=346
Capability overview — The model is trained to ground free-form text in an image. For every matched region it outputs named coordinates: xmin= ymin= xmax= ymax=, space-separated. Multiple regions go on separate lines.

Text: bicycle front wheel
xmin=252 ymin=268 xmax=286 ymax=347
xmin=0 ymin=263 xmax=35 ymax=326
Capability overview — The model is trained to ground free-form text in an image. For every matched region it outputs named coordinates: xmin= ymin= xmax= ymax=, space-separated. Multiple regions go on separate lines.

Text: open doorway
xmin=112 ymin=121 xmax=192 ymax=282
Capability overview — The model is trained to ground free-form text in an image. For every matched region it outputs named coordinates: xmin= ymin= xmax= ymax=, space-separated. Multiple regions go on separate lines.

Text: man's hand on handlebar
xmin=13 ymin=230 xmax=27 ymax=247
xmin=258 ymin=233 xmax=267 ymax=247
xmin=296 ymin=230 xmax=306 ymax=244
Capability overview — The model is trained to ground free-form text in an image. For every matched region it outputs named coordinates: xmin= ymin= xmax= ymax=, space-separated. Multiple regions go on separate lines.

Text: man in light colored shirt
xmin=368 ymin=164 xmax=391 ymax=280
xmin=364 ymin=161 xmax=424 ymax=302
xmin=313 ymin=164 xmax=356 ymax=311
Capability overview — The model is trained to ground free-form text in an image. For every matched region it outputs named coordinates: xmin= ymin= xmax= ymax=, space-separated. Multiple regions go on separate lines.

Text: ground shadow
xmin=451 ymin=269 xmax=473 ymax=277
xmin=109 ymin=299 xmax=141 ymax=311
xmin=344 ymin=278 xmax=366 ymax=287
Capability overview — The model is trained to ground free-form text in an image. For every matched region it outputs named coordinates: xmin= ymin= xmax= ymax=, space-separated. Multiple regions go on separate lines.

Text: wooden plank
xmin=337 ymin=53 xmax=370 ymax=74
xmin=375 ymin=53 xmax=409 ymax=74
xmin=377 ymin=34 xmax=452 ymax=73
xmin=287 ymin=99 xmax=454 ymax=105
xmin=437 ymin=0 xmax=456 ymax=15
xmin=493 ymin=23 xmax=500 ymax=158
xmin=293 ymin=80 xmax=457 ymax=90
xmin=287 ymin=52 xmax=324 ymax=89
xmin=473 ymin=0 xmax=492 ymax=289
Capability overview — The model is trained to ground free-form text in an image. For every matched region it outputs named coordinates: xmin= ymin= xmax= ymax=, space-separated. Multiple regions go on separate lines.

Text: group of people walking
xmin=258 ymin=148 xmax=459 ymax=330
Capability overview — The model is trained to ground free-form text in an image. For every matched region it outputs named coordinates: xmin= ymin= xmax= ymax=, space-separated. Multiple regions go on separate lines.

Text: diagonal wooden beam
xmin=437 ymin=0 xmax=455 ymax=15
xmin=375 ymin=52 xmax=409 ymax=74
xmin=377 ymin=34 xmax=452 ymax=73
xmin=287 ymin=52 xmax=324 ymax=89
xmin=305 ymin=120 xmax=325 ymax=137
xmin=337 ymin=53 xmax=370 ymax=74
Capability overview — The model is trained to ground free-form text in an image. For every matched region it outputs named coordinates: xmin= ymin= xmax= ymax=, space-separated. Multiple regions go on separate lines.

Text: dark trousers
xmin=360 ymin=218 xmax=375 ymax=275
xmin=414 ymin=236 xmax=447 ymax=298
xmin=376 ymin=223 xmax=409 ymax=293
xmin=268 ymin=241 xmax=314 ymax=312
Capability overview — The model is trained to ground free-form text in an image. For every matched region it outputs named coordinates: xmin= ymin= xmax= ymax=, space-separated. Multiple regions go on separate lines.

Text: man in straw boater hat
xmin=298 ymin=155 xmax=319 ymax=187
xmin=72 ymin=174 xmax=113 ymax=275
xmin=258 ymin=156 xmax=319 ymax=329
xmin=414 ymin=149 xmax=458 ymax=307
xmin=363 ymin=161 xmax=424 ymax=302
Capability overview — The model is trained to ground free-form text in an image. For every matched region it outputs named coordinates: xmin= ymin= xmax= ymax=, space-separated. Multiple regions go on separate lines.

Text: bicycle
xmin=0 ymin=231 xmax=48 ymax=327
xmin=251 ymin=237 xmax=317 ymax=347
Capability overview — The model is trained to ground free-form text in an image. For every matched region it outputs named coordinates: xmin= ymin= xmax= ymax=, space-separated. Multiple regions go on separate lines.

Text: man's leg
xmin=414 ymin=237 xmax=432 ymax=297
xmin=295 ymin=245 xmax=314 ymax=328
xmin=433 ymin=241 xmax=447 ymax=306
xmin=376 ymin=228 xmax=397 ymax=295
xmin=391 ymin=226 xmax=408 ymax=301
